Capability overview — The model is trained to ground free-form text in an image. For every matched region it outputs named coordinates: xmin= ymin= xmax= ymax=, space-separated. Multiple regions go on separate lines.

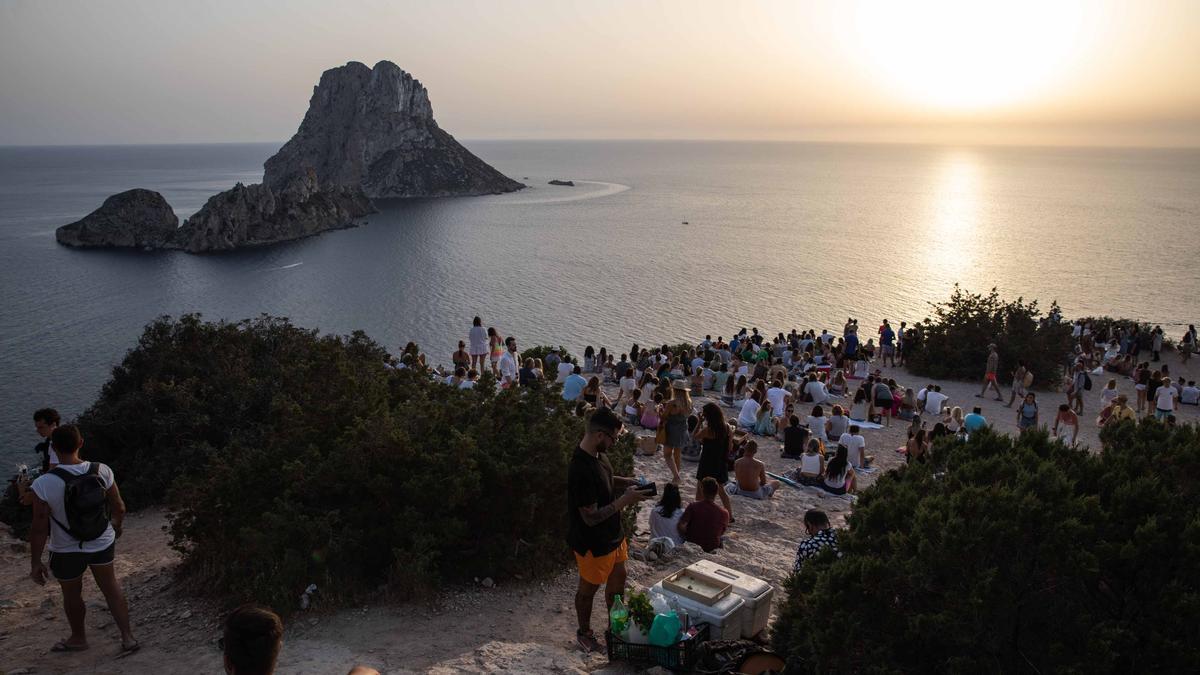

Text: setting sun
xmin=850 ymin=0 xmax=1088 ymax=110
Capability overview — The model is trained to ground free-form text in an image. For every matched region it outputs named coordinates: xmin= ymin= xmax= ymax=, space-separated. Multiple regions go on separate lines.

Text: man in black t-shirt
xmin=567 ymin=408 xmax=650 ymax=653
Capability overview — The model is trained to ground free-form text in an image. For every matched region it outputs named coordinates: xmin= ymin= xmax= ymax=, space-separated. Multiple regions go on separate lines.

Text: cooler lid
xmin=686 ymin=560 xmax=772 ymax=598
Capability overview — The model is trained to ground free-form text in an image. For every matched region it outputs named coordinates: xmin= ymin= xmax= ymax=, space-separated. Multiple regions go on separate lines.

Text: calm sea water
xmin=1 ymin=140 xmax=1198 ymax=465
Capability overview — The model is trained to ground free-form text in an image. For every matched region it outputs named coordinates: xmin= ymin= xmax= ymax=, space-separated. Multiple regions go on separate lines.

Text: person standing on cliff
xmin=28 ymin=424 xmax=139 ymax=655
xmin=468 ymin=316 xmax=488 ymax=374
xmin=977 ymin=343 xmax=1003 ymax=401
xmin=567 ymin=408 xmax=651 ymax=652
xmin=33 ymin=407 xmax=60 ymax=473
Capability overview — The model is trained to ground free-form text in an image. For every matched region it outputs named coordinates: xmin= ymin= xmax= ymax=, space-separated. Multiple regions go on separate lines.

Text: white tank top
xmin=800 ymin=452 xmax=822 ymax=475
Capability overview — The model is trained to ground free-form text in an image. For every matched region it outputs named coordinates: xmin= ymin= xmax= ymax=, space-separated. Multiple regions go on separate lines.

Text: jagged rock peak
xmin=264 ymin=60 xmax=523 ymax=199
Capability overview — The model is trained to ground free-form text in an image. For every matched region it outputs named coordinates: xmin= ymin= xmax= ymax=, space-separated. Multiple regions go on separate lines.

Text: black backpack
xmin=50 ymin=464 xmax=110 ymax=547
xmin=1084 ymin=373 xmax=1093 ymax=391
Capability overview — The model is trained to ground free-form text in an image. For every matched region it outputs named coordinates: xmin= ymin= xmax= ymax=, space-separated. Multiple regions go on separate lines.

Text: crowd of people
xmin=14 ymin=313 xmax=1193 ymax=663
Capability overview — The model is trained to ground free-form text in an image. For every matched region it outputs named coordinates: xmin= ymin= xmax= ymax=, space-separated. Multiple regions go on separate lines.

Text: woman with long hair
xmin=754 ymin=399 xmax=776 ymax=436
xmin=487 ymin=327 xmax=504 ymax=375
xmin=694 ymin=402 xmax=735 ymax=521
xmin=662 ymin=382 xmax=693 ymax=484
xmin=906 ymin=428 xmax=929 ymax=464
xmin=468 ymin=316 xmax=488 ymax=372
xmin=582 ymin=376 xmax=612 ymax=409
xmin=649 ymin=483 xmax=685 ymax=545
xmin=583 ymin=345 xmax=596 ymax=374
xmin=823 ymin=444 xmax=856 ymax=494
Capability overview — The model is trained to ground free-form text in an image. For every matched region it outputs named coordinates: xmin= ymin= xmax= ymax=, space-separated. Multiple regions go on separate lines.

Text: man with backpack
xmin=28 ymin=424 xmax=138 ymax=655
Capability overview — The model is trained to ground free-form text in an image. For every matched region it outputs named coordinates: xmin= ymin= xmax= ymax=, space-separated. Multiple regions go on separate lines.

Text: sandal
xmin=575 ymin=629 xmax=603 ymax=653
xmin=51 ymin=640 xmax=89 ymax=652
xmin=120 ymin=640 xmax=141 ymax=654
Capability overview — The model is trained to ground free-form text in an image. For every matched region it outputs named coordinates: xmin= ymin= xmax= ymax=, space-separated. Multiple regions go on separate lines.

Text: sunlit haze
xmin=1 ymin=0 xmax=1197 ymax=147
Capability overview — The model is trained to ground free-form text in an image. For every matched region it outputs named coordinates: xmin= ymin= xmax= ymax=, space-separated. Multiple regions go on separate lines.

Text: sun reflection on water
xmin=922 ymin=150 xmax=982 ymax=283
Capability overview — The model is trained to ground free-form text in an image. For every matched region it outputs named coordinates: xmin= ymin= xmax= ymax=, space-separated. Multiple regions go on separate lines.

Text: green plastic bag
xmin=648 ymin=610 xmax=682 ymax=647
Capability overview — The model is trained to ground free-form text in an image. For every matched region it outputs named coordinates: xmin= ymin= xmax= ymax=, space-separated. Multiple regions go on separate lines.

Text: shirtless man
xmin=977 ymin=343 xmax=1003 ymax=401
xmin=727 ymin=441 xmax=781 ymax=500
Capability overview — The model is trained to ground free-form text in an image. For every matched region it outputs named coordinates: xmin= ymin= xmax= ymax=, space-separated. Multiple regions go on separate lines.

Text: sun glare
xmin=850 ymin=0 xmax=1086 ymax=111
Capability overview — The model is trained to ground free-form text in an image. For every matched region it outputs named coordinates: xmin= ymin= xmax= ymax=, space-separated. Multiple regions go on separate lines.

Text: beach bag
xmin=1023 ymin=371 xmax=1034 ymax=388
xmin=49 ymin=464 xmax=110 ymax=547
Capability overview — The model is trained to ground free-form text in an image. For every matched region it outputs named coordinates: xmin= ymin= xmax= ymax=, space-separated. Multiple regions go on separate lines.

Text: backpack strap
xmin=47 ymin=467 xmax=79 ymax=541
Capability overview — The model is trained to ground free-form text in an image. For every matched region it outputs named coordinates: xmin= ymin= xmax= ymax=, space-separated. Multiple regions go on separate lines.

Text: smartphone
xmin=636 ymin=481 xmax=658 ymax=497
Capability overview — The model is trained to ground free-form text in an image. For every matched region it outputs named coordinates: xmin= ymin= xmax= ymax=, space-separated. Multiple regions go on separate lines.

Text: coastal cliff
xmin=55 ymin=60 xmax=522 ymax=253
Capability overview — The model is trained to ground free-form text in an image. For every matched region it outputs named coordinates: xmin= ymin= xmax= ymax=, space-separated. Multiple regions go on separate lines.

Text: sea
xmin=1 ymin=140 xmax=1198 ymax=466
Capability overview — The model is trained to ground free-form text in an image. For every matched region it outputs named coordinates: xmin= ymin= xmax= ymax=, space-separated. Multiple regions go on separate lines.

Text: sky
xmin=1 ymin=0 xmax=1198 ymax=147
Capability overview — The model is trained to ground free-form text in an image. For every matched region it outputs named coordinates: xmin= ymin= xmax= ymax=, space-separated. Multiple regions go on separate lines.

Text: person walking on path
xmin=1006 ymin=360 xmax=1030 ymax=408
xmin=977 ymin=343 xmax=1003 ymax=401
xmin=661 ymin=382 xmax=693 ymax=484
xmin=567 ymin=409 xmax=651 ymax=653
xmin=28 ymin=424 xmax=139 ymax=655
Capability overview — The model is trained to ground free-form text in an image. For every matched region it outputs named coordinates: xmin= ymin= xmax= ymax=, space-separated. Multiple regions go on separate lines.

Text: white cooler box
xmin=686 ymin=560 xmax=775 ymax=638
xmin=651 ymin=581 xmax=746 ymax=641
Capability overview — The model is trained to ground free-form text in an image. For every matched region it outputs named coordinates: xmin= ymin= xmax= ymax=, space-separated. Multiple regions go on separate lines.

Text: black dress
xmin=697 ymin=433 xmax=729 ymax=485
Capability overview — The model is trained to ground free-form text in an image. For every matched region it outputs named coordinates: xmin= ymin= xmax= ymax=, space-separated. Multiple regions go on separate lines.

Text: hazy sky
xmin=1 ymin=0 xmax=1198 ymax=146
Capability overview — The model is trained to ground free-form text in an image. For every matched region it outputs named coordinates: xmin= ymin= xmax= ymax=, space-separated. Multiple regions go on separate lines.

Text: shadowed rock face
xmin=56 ymin=189 xmax=178 ymax=249
xmin=55 ymin=60 xmax=521 ymax=253
xmin=172 ymin=171 xmax=375 ymax=253
xmin=264 ymin=60 xmax=524 ymax=198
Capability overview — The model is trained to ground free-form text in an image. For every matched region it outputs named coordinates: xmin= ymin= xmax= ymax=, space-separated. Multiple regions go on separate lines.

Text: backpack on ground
xmin=50 ymin=464 xmax=110 ymax=547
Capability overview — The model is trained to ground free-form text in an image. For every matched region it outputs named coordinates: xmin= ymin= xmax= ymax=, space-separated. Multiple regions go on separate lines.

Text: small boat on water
xmin=548 ymin=179 xmax=575 ymax=187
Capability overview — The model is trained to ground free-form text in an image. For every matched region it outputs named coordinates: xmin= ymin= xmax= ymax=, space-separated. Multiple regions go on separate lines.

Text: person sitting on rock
xmin=727 ymin=441 xmax=781 ymax=500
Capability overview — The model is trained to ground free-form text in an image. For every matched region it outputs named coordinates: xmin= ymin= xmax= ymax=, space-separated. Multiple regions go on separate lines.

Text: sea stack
xmin=56 ymin=60 xmax=524 ymax=253
xmin=265 ymin=60 xmax=524 ymax=198
xmin=55 ymin=189 xmax=178 ymax=249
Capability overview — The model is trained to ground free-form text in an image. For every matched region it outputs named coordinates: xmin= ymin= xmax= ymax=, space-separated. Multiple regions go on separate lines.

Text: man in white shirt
xmin=738 ymin=393 xmax=762 ymax=429
xmin=498 ymin=337 xmax=520 ymax=387
xmin=29 ymin=425 xmax=138 ymax=654
xmin=924 ymin=385 xmax=949 ymax=415
xmin=1154 ymin=378 xmax=1178 ymax=421
xmin=766 ymin=381 xmax=791 ymax=419
xmin=838 ymin=425 xmax=871 ymax=468
xmin=1182 ymin=381 xmax=1200 ymax=405
xmin=804 ymin=378 xmax=828 ymax=405
xmin=557 ymin=358 xmax=575 ymax=384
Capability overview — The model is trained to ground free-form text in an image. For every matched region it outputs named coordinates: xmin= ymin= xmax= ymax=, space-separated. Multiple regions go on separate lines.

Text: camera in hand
xmin=636 ymin=481 xmax=657 ymax=496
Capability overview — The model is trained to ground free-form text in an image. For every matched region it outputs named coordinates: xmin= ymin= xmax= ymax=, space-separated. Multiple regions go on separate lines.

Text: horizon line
xmin=1 ymin=137 xmax=1198 ymax=152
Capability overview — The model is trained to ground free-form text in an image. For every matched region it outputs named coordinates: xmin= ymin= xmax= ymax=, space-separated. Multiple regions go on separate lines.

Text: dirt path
xmin=3 ymin=358 xmax=1195 ymax=673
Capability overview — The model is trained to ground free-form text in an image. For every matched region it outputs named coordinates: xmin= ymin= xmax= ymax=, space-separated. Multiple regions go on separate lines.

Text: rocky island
xmin=56 ymin=61 xmax=524 ymax=253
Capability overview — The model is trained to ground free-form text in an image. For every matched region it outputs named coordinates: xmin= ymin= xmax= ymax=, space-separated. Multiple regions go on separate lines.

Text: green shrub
xmin=665 ymin=342 xmax=698 ymax=360
xmin=520 ymin=345 xmax=576 ymax=366
xmin=905 ymin=285 xmax=1072 ymax=387
xmin=67 ymin=315 xmax=632 ymax=611
xmin=773 ymin=422 xmax=1200 ymax=673
xmin=75 ymin=314 xmax=392 ymax=508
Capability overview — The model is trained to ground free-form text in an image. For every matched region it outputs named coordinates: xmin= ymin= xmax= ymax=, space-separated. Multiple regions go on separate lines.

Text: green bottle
xmin=609 ymin=594 xmax=630 ymax=636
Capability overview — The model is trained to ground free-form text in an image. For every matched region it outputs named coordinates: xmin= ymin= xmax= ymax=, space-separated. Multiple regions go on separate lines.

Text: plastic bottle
xmin=609 ymin=594 xmax=630 ymax=636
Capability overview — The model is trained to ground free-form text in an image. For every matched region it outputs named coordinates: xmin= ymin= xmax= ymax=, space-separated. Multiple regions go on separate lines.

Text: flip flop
xmin=52 ymin=640 xmax=89 ymax=652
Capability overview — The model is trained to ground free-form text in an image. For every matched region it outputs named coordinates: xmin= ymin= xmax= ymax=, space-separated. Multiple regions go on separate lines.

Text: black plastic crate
xmin=605 ymin=622 xmax=711 ymax=671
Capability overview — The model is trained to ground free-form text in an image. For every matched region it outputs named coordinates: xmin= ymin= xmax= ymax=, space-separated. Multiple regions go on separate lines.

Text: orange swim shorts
xmin=574 ymin=539 xmax=628 ymax=586
xmin=986 ymin=373 xmax=998 ymax=382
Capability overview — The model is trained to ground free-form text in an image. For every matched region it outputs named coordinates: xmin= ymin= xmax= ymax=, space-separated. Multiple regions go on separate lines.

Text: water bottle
xmin=609 ymin=594 xmax=629 ymax=637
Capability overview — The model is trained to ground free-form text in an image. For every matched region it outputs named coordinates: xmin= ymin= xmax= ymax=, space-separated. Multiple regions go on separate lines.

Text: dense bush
xmin=905 ymin=285 xmax=1072 ymax=387
xmin=69 ymin=315 xmax=632 ymax=611
xmin=773 ymin=422 xmax=1200 ymax=673
xmin=520 ymin=344 xmax=576 ymax=367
